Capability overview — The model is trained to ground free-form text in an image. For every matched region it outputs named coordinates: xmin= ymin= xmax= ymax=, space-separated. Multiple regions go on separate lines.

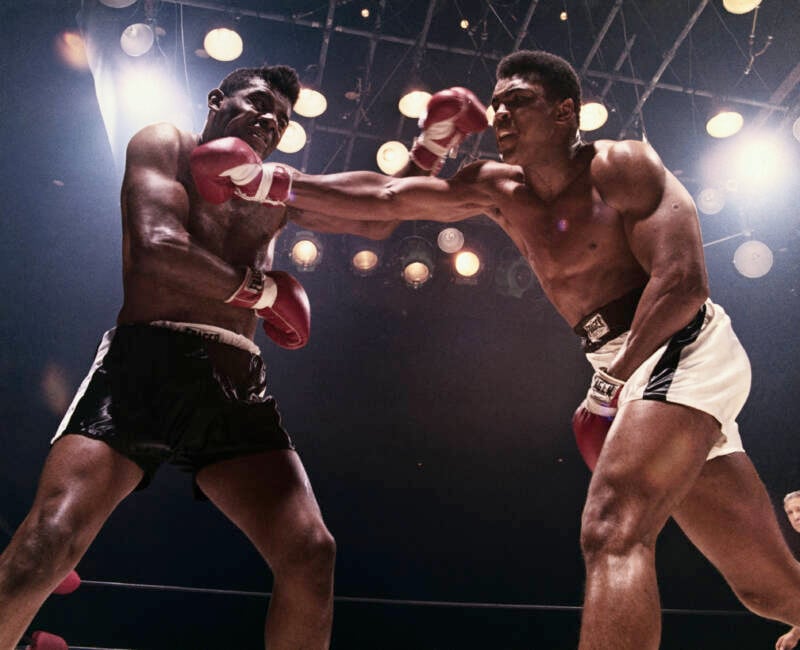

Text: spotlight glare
xmin=120 ymin=23 xmax=154 ymax=57
xmin=204 ymin=27 xmax=243 ymax=62
xmin=361 ymin=8 xmax=370 ymax=18
xmin=792 ymin=116 xmax=800 ymax=143
xmin=733 ymin=240 xmax=773 ymax=278
xmin=454 ymin=250 xmax=481 ymax=278
xmin=376 ymin=141 xmax=410 ymax=174
xmin=733 ymin=137 xmax=786 ymax=189
xmin=560 ymin=11 xmax=568 ymax=20
xmin=460 ymin=19 xmax=469 ymax=29
xmin=398 ymin=90 xmax=432 ymax=119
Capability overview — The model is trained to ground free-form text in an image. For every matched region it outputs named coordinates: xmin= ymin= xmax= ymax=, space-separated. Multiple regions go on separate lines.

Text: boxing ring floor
xmin=27 ymin=579 xmax=788 ymax=649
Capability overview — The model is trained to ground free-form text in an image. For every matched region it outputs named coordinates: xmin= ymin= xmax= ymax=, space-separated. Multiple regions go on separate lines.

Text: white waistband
xmin=150 ymin=320 xmax=261 ymax=356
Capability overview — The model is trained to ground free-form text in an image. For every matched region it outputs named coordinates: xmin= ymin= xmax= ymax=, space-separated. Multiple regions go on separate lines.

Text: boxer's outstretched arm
xmin=593 ymin=140 xmax=709 ymax=381
xmin=122 ymin=123 xmax=244 ymax=301
xmin=286 ymin=207 xmax=401 ymax=240
xmin=289 ymin=161 xmax=497 ymax=223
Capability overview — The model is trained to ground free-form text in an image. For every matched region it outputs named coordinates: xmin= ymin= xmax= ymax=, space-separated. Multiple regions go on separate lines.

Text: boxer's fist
xmin=572 ymin=401 xmax=613 ymax=471
xmin=410 ymin=87 xmax=489 ymax=174
xmin=190 ymin=137 xmax=292 ymax=205
xmin=226 ymin=268 xmax=310 ymax=349
xmin=585 ymin=368 xmax=625 ymax=418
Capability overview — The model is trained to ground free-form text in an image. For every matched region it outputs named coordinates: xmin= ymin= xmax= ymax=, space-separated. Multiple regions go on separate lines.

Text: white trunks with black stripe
xmin=585 ymin=300 xmax=751 ymax=461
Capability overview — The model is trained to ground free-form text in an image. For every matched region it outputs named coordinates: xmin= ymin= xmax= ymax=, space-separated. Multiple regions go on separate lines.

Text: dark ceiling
xmin=1 ymin=1 xmax=799 ymax=648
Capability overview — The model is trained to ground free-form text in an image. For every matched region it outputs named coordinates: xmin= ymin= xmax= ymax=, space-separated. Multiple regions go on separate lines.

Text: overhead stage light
xmin=579 ymin=100 xmax=608 ymax=131
xmin=376 ymin=141 xmax=409 ymax=174
xmin=399 ymin=90 xmax=431 ymax=119
xmin=706 ymin=109 xmax=743 ymax=138
xmin=294 ymin=88 xmax=327 ymax=118
xmin=733 ymin=239 xmax=773 ymax=278
xmin=453 ymin=249 xmax=482 ymax=284
xmin=289 ymin=231 xmax=323 ymax=271
xmin=792 ymin=116 xmax=800 ymax=143
xmin=722 ymin=0 xmax=761 ymax=14
xmin=696 ymin=187 xmax=725 ymax=215
xmin=437 ymin=227 xmax=464 ymax=253
xmin=55 ymin=31 xmax=89 ymax=70
xmin=100 ymin=0 xmax=137 ymax=7
xmin=495 ymin=249 xmax=536 ymax=298
xmin=120 ymin=22 xmax=154 ymax=57
xmin=204 ymin=27 xmax=243 ymax=62
xmin=399 ymin=236 xmax=436 ymax=289
xmin=277 ymin=121 xmax=307 ymax=153
xmin=350 ymin=239 xmax=383 ymax=276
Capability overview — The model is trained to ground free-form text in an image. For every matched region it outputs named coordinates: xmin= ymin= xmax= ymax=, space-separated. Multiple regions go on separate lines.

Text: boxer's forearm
xmin=287 ymin=207 xmax=399 ymax=240
xmin=290 ymin=170 xmax=490 ymax=223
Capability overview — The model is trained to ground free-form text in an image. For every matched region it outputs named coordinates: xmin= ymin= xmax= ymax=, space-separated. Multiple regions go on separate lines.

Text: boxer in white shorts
xmin=584 ymin=298 xmax=749 ymax=461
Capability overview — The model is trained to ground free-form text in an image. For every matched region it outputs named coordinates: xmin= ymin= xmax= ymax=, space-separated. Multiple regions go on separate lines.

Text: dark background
xmin=1 ymin=1 xmax=799 ymax=648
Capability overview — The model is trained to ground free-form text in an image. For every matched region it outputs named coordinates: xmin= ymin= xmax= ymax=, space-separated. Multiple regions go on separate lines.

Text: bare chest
xmin=189 ymin=198 xmax=287 ymax=270
xmin=493 ymin=177 xmax=646 ymax=322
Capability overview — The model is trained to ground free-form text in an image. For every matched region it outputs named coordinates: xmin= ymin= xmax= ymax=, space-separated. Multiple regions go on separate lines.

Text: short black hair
xmin=219 ymin=65 xmax=301 ymax=106
xmin=496 ymin=50 xmax=581 ymax=113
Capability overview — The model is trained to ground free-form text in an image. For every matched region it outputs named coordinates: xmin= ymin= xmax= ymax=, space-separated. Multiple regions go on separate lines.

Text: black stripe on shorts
xmin=642 ymin=305 xmax=706 ymax=401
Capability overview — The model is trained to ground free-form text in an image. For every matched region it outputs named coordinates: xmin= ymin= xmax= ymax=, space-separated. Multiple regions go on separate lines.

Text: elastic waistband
xmin=149 ymin=321 xmax=261 ymax=356
xmin=573 ymin=286 xmax=645 ymax=352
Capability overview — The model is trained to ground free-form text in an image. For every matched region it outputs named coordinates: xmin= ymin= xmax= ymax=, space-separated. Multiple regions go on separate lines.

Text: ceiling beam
xmin=751 ymin=60 xmax=800 ymax=129
xmin=618 ymin=0 xmax=710 ymax=136
xmin=300 ymin=0 xmax=337 ymax=172
xmin=579 ymin=0 xmax=623 ymax=77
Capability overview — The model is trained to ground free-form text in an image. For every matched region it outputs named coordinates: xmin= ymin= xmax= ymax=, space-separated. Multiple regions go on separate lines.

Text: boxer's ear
xmin=207 ymin=88 xmax=224 ymax=112
xmin=555 ymin=98 xmax=575 ymax=125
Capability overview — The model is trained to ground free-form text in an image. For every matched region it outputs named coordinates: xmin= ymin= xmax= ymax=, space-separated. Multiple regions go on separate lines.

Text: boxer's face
xmin=490 ymin=75 xmax=572 ymax=164
xmin=785 ymin=497 xmax=800 ymax=533
xmin=209 ymin=76 xmax=291 ymax=159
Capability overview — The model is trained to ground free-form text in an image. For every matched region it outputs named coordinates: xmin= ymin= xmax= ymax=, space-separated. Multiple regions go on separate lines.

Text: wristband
xmin=225 ymin=268 xmax=277 ymax=310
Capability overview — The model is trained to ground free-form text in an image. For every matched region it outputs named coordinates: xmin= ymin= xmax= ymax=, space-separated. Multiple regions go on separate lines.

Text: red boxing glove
xmin=572 ymin=369 xmax=625 ymax=471
xmin=572 ymin=401 xmax=613 ymax=471
xmin=28 ymin=630 xmax=68 ymax=650
xmin=410 ymin=87 xmax=489 ymax=174
xmin=190 ymin=137 xmax=292 ymax=205
xmin=226 ymin=268 xmax=310 ymax=349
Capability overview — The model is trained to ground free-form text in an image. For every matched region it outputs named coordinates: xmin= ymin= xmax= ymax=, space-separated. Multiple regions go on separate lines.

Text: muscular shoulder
xmin=451 ymin=159 xmax=523 ymax=193
xmin=591 ymin=139 xmax=666 ymax=217
xmin=125 ymin=123 xmax=190 ymax=172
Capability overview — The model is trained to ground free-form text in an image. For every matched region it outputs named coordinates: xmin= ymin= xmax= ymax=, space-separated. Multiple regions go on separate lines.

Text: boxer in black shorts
xmin=54 ymin=324 xmax=294 ymax=498
xmin=0 ymin=63 xmax=399 ymax=650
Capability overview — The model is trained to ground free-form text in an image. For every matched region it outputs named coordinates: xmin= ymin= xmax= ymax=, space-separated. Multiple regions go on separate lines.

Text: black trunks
xmin=54 ymin=323 xmax=294 ymax=499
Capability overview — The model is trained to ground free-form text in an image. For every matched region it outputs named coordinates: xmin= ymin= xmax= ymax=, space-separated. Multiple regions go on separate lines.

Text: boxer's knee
xmin=272 ymin=519 xmax=336 ymax=588
xmin=1 ymin=512 xmax=83 ymax=592
xmin=580 ymin=492 xmax=653 ymax=564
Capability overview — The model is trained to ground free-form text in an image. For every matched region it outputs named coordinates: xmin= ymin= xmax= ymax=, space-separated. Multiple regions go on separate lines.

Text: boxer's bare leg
xmin=578 ymin=400 xmax=720 ymax=650
xmin=673 ymin=452 xmax=800 ymax=625
xmin=0 ymin=435 xmax=143 ymax=649
xmin=196 ymin=449 xmax=335 ymax=650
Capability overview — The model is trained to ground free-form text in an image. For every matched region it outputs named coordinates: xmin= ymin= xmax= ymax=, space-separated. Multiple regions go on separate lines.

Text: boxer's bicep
xmin=122 ymin=128 xmax=191 ymax=249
